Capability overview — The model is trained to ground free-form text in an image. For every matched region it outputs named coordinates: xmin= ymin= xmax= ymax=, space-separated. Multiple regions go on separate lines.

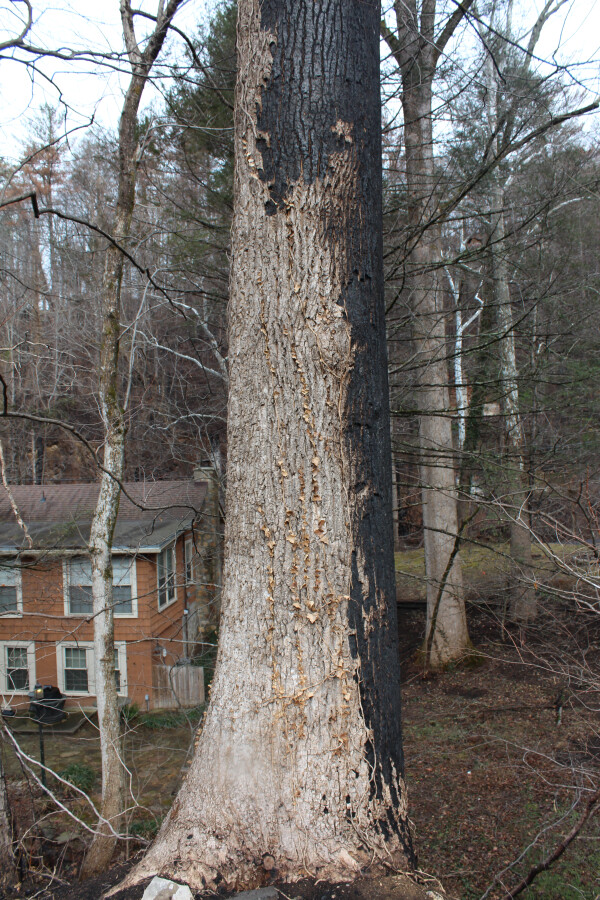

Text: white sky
xmin=0 ymin=0 xmax=216 ymax=163
xmin=0 ymin=0 xmax=598 ymax=167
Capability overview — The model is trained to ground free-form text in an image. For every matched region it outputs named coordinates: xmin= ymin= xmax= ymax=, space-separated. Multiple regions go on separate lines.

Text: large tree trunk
xmin=122 ymin=0 xmax=413 ymax=890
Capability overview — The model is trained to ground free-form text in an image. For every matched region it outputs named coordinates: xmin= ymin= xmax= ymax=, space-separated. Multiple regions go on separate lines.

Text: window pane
xmin=112 ymin=557 xmax=131 ymax=585
xmin=113 ymin=649 xmax=122 ymax=693
xmin=7 ymin=647 xmax=27 ymax=668
xmin=0 ymin=585 xmax=17 ymax=613
xmin=113 ymin=586 xmax=132 ymax=614
xmin=70 ymin=559 xmax=92 ymax=584
xmin=69 ymin=586 xmax=92 ymax=615
xmin=0 ymin=567 xmax=16 ymax=587
xmin=8 ymin=667 xmax=28 ymax=691
xmin=157 ymin=548 xmax=174 ymax=608
xmin=64 ymin=647 xmax=88 ymax=692
xmin=185 ymin=542 xmax=193 ymax=584
xmin=6 ymin=646 xmax=28 ymax=691
xmin=70 ymin=559 xmax=92 ymax=614
xmin=65 ymin=668 xmax=88 ymax=692
xmin=65 ymin=647 xmax=87 ymax=669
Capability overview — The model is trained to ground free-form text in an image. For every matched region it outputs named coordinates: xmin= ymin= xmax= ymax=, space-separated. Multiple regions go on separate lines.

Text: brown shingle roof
xmin=0 ymin=481 xmax=208 ymax=553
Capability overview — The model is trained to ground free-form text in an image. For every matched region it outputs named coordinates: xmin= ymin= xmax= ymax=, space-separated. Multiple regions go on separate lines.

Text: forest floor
xmin=2 ymin=601 xmax=599 ymax=900
xmin=399 ymin=607 xmax=600 ymax=899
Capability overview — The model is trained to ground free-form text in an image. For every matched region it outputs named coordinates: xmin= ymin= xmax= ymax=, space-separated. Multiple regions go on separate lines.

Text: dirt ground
xmin=2 ymin=605 xmax=599 ymax=900
xmin=38 ymin=869 xmax=443 ymax=900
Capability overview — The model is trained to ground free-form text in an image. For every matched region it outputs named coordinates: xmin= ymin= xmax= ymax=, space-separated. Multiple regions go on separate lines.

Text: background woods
xmin=0 ymin=0 xmax=599 ymax=897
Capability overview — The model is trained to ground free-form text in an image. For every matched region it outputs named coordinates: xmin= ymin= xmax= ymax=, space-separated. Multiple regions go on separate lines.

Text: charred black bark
xmin=258 ymin=2 xmax=380 ymax=213
xmin=258 ymin=0 xmax=408 ymax=858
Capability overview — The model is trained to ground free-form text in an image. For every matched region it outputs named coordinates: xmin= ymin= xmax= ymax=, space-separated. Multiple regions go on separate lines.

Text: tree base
xmin=111 ymin=824 xmax=415 ymax=896
xmin=111 ymin=865 xmax=441 ymax=900
xmin=417 ymin=638 xmax=477 ymax=672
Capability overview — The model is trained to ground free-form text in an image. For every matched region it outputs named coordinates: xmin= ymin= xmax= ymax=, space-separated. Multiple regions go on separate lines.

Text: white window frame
xmin=184 ymin=538 xmax=195 ymax=586
xmin=63 ymin=558 xmax=91 ymax=617
xmin=63 ymin=557 xmax=138 ymax=618
xmin=112 ymin=556 xmax=138 ymax=618
xmin=0 ymin=561 xmax=23 ymax=618
xmin=0 ymin=640 xmax=35 ymax=694
xmin=56 ymin=641 xmax=127 ymax=697
xmin=157 ymin=543 xmax=177 ymax=610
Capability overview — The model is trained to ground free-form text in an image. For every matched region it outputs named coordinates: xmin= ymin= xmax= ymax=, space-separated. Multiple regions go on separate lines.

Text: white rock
xmin=142 ymin=875 xmax=194 ymax=900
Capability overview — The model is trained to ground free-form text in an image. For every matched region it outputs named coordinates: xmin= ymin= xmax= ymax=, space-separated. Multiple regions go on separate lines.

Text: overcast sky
xmin=0 ymin=0 xmax=598 ymax=166
xmin=0 ymin=0 xmax=215 ymax=162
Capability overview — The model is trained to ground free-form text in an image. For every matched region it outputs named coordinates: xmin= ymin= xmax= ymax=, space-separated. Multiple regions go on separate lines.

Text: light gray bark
xmin=490 ymin=192 xmax=535 ymax=621
xmin=80 ymin=0 xmax=184 ymax=878
xmin=477 ymin=7 xmax=536 ymax=623
xmin=384 ymin=1 xmax=472 ymax=666
xmin=118 ymin=0 xmax=413 ymax=890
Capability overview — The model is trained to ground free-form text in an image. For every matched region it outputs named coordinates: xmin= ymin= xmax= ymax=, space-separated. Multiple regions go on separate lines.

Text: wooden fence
xmin=152 ymin=663 xmax=205 ymax=710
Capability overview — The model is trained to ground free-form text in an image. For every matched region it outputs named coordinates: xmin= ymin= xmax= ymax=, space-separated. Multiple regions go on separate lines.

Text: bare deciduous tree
xmin=80 ymin=0 xmax=185 ymax=878
xmin=383 ymin=0 xmax=474 ymax=667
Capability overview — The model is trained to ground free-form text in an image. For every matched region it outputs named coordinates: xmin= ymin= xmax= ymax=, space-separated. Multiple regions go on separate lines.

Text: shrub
xmin=139 ymin=706 xmax=203 ymax=730
xmin=58 ymin=762 xmax=95 ymax=794
xmin=129 ymin=816 xmax=161 ymax=839
xmin=120 ymin=702 xmax=140 ymax=723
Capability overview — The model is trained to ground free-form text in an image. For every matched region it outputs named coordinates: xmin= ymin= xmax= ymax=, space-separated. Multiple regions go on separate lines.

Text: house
xmin=0 ymin=467 xmax=221 ymax=711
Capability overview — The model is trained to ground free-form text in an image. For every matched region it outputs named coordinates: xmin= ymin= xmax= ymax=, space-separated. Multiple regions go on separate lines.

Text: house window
xmin=66 ymin=557 xmax=137 ymax=617
xmin=57 ymin=642 xmax=127 ymax=696
xmin=64 ymin=647 xmax=89 ymax=692
xmin=112 ymin=557 xmax=135 ymax=615
xmin=0 ymin=642 xmax=35 ymax=693
xmin=0 ymin=562 xmax=22 ymax=616
xmin=157 ymin=545 xmax=176 ymax=609
xmin=68 ymin=559 xmax=92 ymax=615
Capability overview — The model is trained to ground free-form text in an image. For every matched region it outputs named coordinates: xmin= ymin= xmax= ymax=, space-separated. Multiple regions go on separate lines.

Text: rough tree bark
xmin=0 ymin=735 xmax=16 ymax=890
xmin=120 ymin=0 xmax=414 ymax=890
xmin=383 ymin=1 xmax=473 ymax=666
xmin=79 ymin=0 xmax=183 ymax=878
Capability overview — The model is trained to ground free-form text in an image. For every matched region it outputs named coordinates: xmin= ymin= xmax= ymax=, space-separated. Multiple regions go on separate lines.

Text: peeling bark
xmin=120 ymin=0 xmax=413 ymax=891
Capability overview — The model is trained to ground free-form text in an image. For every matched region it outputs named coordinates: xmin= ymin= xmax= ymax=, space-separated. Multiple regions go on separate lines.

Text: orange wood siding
xmin=0 ymin=533 xmax=193 ymax=707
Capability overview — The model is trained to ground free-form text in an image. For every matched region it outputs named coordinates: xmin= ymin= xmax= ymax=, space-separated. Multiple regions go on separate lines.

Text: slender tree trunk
xmin=398 ymin=70 xmax=469 ymax=667
xmin=458 ymin=266 xmax=495 ymax=523
xmin=121 ymin=0 xmax=413 ymax=890
xmin=490 ymin=190 xmax=535 ymax=622
xmin=0 ymin=738 xmax=16 ymax=889
xmin=80 ymin=1 xmax=183 ymax=877
xmin=79 ymin=130 xmax=132 ymax=884
xmin=414 ymin=252 xmax=468 ymax=665
xmin=477 ymin=21 xmax=535 ymax=622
